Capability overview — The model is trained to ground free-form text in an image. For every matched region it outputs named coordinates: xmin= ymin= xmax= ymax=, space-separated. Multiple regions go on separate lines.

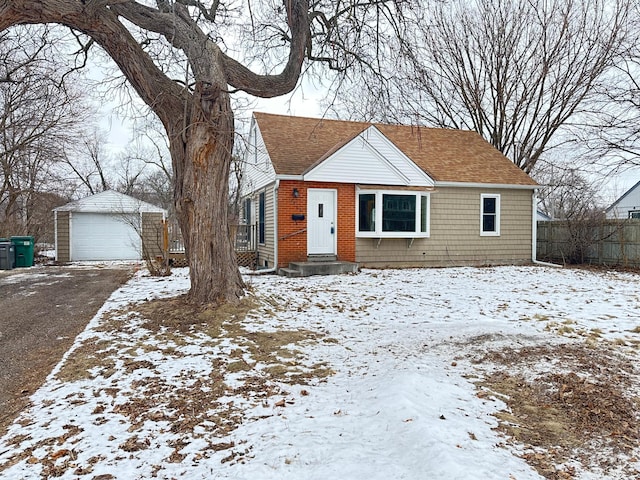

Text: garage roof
xmin=54 ymin=190 xmax=166 ymax=214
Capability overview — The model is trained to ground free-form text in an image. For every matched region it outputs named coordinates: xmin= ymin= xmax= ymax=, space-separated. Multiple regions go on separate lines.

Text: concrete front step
xmin=306 ymin=254 xmax=337 ymax=262
xmin=278 ymin=261 xmax=358 ymax=277
xmin=278 ymin=267 xmax=304 ymax=278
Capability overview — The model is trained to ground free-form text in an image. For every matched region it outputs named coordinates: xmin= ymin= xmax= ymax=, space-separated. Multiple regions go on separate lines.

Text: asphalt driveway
xmin=0 ymin=265 xmax=132 ymax=434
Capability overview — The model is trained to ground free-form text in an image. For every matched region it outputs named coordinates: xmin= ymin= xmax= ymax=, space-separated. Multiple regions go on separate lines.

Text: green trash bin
xmin=10 ymin=236 xmax=35 ymax=268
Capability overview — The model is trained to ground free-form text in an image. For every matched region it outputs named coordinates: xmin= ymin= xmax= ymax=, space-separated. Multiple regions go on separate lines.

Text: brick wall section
xmin=277 ymin=180 xmax=356 ymax=268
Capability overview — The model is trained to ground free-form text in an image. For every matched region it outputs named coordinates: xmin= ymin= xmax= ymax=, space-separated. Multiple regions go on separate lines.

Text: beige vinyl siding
xmin=356 ymin=186 xmax=533 ymax=267
xmin=56 ymin=211 xmax=70 ymax=262
xmin=141 ymin=212 xmax=165 ymax=260
xmin=256 ymin=185 xmax=276 ymax=268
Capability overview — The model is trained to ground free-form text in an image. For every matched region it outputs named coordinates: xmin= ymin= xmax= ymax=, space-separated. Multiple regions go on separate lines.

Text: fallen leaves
xmin=475 ymin=342 xmax=640 ymax=479
xmin=2 ymin=292 xmax=329 ymax=477
xmin=273 ymin=396 xmax=299 ymax=408
xmin=119 ymin=436 xmax=150 ymax=453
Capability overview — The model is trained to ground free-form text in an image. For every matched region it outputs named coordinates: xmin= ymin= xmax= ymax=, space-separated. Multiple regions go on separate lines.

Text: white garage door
xmin=71 ymin=212 xmax=141 ymax=261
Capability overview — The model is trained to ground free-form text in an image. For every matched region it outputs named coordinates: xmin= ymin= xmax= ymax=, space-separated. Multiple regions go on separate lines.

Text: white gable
xmin=54 ymin=190 xmax=166 ymax=214
xmin=241 ymin=119 xmax=276 ymax=196
xmin=303 ymin=126 xmax=434 ymax=187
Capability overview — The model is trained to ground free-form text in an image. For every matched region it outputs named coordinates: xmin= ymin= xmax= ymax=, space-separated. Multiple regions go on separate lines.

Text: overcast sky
xmin=99 ymin=78 xmax=640 ymax=206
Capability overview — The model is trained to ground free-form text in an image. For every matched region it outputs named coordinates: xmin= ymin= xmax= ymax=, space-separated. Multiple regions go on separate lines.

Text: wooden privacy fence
xmin=537 ymin=219 xmax=640 ymax=267
xmin=165 ymin=220 xmax=258 ymax=268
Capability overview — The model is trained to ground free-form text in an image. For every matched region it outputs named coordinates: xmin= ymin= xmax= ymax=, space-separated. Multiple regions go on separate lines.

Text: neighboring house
xmin=240 ymin=112 xmax=539 ymax=270
xmin=537 ymin=210 xmax=553 ymax=222
xmin=53 ymin=190 xmax=167 ymax=262
xmin=605 ymin=180 xmax=640 ymax=219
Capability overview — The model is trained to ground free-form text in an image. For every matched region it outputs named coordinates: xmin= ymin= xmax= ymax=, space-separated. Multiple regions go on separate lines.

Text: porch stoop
xmin=278 ymin=260 xmax=359 ymax=277
xmin=306 ymin=254 xmax=337 ymax=262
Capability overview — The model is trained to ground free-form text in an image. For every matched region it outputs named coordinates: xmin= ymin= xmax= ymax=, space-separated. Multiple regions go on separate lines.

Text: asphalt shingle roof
xmin=254 ymin=112 xmax=538 ymax=186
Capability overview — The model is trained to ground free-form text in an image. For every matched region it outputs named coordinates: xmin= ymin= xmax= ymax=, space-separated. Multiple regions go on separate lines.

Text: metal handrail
xmin=279 ymin=228 xmax=307 ymax=241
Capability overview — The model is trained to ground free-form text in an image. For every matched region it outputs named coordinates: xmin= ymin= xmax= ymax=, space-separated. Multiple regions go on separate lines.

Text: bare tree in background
xmin=62 ymin=130 xmax=113 ymax=196
xmin=536 ymin=161 xmax=610 ymax=264
xmin=0 ymin=0 xmax=408 ymax=305
xmin=123 ymin=117 xmax=174 ymax=211
xmin=536 ymin=162 xmax=606 ymax=221
xmin=338 ymin=0 xmax=632 ymax=175
xmin=577 ymin=11 xmax=640 ymax=171
xmin=0 ymin=26 xmax=89 ymax=239
xmin=62 ymin=116 xmax=173 ymax=211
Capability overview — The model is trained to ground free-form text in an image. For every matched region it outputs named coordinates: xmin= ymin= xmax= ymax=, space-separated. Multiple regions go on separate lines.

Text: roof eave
xmin=605 ymin=179 xmax=640 ymax=212
xmin=435 ymin=181 xmax=539 ymax=190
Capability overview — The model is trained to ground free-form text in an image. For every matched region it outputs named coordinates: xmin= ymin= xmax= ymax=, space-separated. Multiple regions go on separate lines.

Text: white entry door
xmin=307 ymin=189 xmax=337 ymax=255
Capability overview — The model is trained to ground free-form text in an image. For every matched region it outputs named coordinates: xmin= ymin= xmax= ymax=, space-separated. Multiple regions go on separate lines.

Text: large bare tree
xmin=338 ymin=0 xmax=632 ymax=175
xmin=0 ymin=0 xmax=405 ymax=304
xmin=0 ymin=26 xmax=88 ymax=238
xmin=578 ymin=30 xmax=640 ymax=170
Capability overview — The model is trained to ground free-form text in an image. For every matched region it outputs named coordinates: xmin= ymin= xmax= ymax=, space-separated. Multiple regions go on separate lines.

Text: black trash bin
xmin=0 ymin=242 xmax=14 ymax=270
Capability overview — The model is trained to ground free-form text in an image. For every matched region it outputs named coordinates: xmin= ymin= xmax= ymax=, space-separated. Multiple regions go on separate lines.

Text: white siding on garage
xmin=71 ymin=213 xmax=141 ymax=261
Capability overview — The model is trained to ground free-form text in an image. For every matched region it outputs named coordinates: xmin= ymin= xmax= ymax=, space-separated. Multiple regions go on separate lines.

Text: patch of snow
xmin=1 ymin=266 xmax=639 ymax=479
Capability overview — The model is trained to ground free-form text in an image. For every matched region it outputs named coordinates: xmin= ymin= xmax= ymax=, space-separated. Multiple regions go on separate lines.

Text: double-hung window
xmin=357 ymin=190 xmax=430 ymax=237
xmin=243 ymin=198 xmax=252 ymax=225
xmin=258 ymin=192 xmax=265 ymax=244
xmin=480 ymin=194 xmax=500 ymax=236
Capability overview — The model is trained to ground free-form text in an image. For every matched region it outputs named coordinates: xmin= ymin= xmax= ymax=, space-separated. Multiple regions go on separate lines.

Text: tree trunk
xmin=173 ymin=81 xmax=245 ymax=305
xmin=0 ymin=0 xmax=311 ymax=306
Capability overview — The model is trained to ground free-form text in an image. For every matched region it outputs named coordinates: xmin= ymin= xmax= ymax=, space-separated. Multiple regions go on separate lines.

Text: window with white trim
xmin=357 ymin=190 xmax=430 ymax=237
xmin=629 ymin=210 xmax=640 ymax=219
xmin=480 ymin=194 xmax=500 ymax=236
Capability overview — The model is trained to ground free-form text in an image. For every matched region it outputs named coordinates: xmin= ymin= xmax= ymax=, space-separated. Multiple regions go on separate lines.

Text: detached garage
xmin=54 ymin=190 xmax=167 ymax=262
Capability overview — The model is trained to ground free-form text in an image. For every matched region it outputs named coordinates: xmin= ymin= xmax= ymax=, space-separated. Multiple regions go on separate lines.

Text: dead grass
xmin=130 ymin=294 xmax=332 ymax=385
xmin=475 ymin=343 xmax=640 ymax=479
xmin=54 ymin=338 xmax=116 ymax=383
xmin=137 ymin=294 xmax=259 ymax=334
xmin=20 ymin=292 xmax=334 ymax=476
xmin=20 ymin=286 xmax=640 ymax=478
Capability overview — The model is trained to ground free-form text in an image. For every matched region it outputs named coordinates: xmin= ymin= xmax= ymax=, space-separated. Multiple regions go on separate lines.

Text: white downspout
xmin=532 ymin=188 xmax=537 ymax=262
xmin=68 ymin=212 xmax=73 ymax=262
xmin=273 ymin=178 xmax=279 ymax=270
xmin=532 ymin=188 xmax=561 ymax=268
xmin=139 ymin=211 xmax=144 ymax=260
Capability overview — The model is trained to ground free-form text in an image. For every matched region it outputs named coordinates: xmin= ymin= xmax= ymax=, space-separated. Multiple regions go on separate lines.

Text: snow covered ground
xmin=1 ymin=265 xmax=639 ymax=479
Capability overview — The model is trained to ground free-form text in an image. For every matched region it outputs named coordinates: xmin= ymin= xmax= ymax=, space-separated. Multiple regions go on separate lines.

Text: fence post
xmin=162 ymin=219 xmax=169 ymax=254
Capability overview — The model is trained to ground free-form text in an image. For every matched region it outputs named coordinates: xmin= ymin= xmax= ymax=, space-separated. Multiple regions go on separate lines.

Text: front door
xmin=307 ymin=189 xmax=337 ymax=255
